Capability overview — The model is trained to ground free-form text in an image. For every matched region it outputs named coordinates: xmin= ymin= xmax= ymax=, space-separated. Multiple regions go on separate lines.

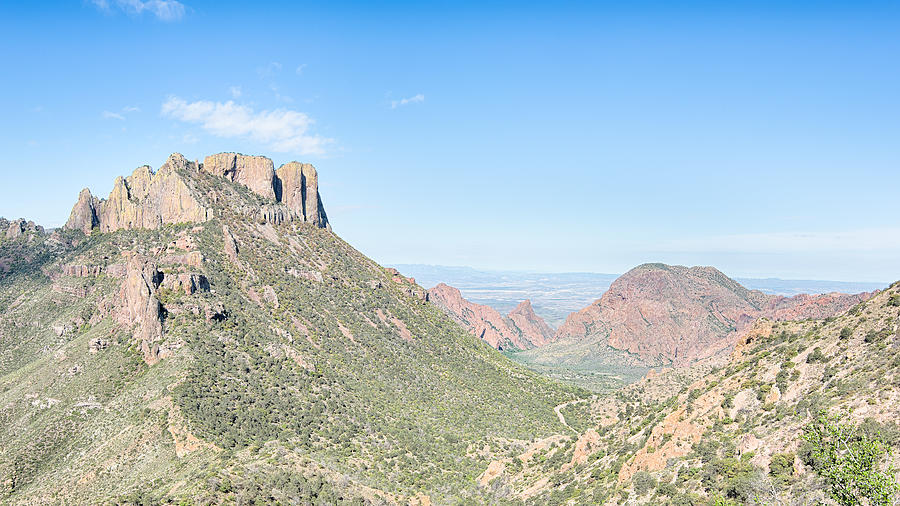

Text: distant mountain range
xmin=391 ymin=263 xmax=886 ymax=327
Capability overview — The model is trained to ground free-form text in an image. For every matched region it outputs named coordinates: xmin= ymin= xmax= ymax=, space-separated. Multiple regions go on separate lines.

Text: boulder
xmin=162 ymin=273 xmax=210 ymax=295
xmin=88 ymin=337 xmax=109 ymax=353
xmin=5 ymin=219 xmax=25 ymax=239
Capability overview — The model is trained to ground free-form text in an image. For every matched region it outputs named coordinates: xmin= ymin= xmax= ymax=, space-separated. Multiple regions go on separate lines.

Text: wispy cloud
xmin=161 ymin=96 xmax=331 ymax=155
xmin=257 ymin=62 xmax=282 ymax=79
xmin=229 ymin=86 xmax=242 ymax=98
xmin=295 ymin=64 xmax=307 ymax=75
xmin=102 ymin=105 xmax=141 ymax=120
xmin=102 ymin=111 xmax=125 ymax=120
xmin=391 ymin=94 xmax=425 ymax=109
xmin=90 ymin=0 xmax=186 ymax=21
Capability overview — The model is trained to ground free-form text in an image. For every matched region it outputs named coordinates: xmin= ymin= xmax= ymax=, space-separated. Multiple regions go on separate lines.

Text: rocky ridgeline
xmin=64 ymin=152 xmax=330 ymax=235
xmin=3 ymin=218 xmax=44 ymax=240
xmin=428 ymin=282 xmax=555 ymax=350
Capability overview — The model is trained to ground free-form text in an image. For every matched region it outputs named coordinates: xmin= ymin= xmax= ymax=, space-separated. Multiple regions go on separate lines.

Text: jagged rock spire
xmin=64 ymin=188 xmax=100 ymax=235
xmin=64 ymin=152 xmax=330 ymax=234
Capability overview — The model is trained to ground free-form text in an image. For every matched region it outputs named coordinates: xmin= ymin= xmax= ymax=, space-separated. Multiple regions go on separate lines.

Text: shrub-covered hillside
xmin=0 ymin=162 xmax=585 ymax=505
xmin=478 ymin=283 xmax=900 ymax=505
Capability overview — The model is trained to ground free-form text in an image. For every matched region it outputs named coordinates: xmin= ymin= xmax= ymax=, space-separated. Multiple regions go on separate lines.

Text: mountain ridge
xmin=523 ymin=263 xmax=873 ymax=370
xmin=65 ymin=152 xmax=329 ymax=236
xmin=0 ymin=152 xmax=583 ymax=504
xmin=427 ymin=282 xmax=555 ymax=350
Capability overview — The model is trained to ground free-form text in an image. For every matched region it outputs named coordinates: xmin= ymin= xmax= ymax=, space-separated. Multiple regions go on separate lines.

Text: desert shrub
xmin=801 ymin=411 xmax=900 ymax=506
xmin=807 ymin=347 xmax=826 ymax=363
xmin=632 ymin=470 xmax=656 ymax=495
xmin=840 ymin=327 xmax=852 ymax=340
xmin=656 ymin=480 xmax=678 ymax=497
xmin=859 ymin=418 xmax=900 ymax=447
xmin=865 ymin=328 xmax=891 ymax=344
xmin=721 ymin=393 xmax=734 ymax=410
xmin=768 ymin=452 xmax=794 ymax=486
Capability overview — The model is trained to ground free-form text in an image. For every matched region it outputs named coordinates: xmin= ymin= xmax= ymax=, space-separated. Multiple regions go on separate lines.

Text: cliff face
xmin=202 ymin=152 xmax=276 ymax=200
xmin=64 ymin=152 xmax=330 ymax=235
xmin=552 ymin=263 xmax=873 ymax=366
xmin=508 ymin=300 xmax=555 ymax=347
xmin=428 ymin=283 xmax=555 ymax=350
xmin=275 ymin=162 xmax=328 ymax=228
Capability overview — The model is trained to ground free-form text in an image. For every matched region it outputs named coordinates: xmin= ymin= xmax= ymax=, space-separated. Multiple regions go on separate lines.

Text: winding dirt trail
xmin=553 ymin=396 xmax=594 ymax=432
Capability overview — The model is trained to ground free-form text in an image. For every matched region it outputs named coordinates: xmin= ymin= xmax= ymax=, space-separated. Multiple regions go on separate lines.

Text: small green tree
xmin=802 ymin=411 xmax=899 ymax=506
xmin=632 ymin=470 xmax=657 ymax=496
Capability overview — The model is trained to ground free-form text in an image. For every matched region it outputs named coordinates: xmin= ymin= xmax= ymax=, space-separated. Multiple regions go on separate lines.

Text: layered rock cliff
xmin=428 ymin=282 xmax=555 ymax=350
xmin=64 ymin=152 xmax=330 ymax=234
xmin=551 ymin=263 xmax=873 ymax=366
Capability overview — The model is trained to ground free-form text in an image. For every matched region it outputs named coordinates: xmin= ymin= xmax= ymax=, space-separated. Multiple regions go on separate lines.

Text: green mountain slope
xmin=0 ymin=156 xmax=583 ymax=504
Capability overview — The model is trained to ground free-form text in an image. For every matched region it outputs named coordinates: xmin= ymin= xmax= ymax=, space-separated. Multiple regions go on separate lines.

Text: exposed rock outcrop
xmin=428 ymin=283 xmax=555 ymax=350
xmin=64 ymin=152 xmax=331 ymax=235
xmin=507 ymin=300 xmax=555 ymax=347
xmin=5 ymin=219 xmax=42 ymax=239
xmin=202 ymin=152 xmax=276 ymax=200
xmin=552 ymin=263 xmax=874 ymax=366
xmin=161 ymin=273 xmax=209 ymax=295
xmin=65 ymin=188 xmax=100 ymax=235
xmin=5 ymin=219 xmax=24 ymax=239
xmin=98 ymin=154 xmax=212 ymax=232
xmin=223 ymin=225 xmax=239 ymax=262
xmin=117 ymin=253 xmax=165 ymax=364
xmin=275 ymin=162 xmax=328 ymax=228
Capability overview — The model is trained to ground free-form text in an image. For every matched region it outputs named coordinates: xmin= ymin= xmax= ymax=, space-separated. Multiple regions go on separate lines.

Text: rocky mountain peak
xmin=428 ymin=283 xmax=556 ymax=350
xmin=552 ymin=262 xmax=873 ymax=366
xmin=508 ymin=299 xmax=555 ymax=347
xmin=64 ymin=152 xmax=330 ymax=235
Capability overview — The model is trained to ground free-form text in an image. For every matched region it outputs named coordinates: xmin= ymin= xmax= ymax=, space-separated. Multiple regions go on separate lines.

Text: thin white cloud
xmin=296 ymin=64 xmax=307 ymax=75
xmin=102 ymin=110 xmax=125 ymax=120
xmin=257 ymin=62 xmax=282 ymax=79
xmin=90 ymin=0 xmax=186 ymax=21
xmin=102 ymin=105 xmax=140 ymax=120
xmin=391 ymin=94 xmax=425 ymax=109
xmin=229 ymin=86 xmax=242 ymax=98
xmin=161 ymin=96 xmax=331 ymax=155
xmin=270 ymin=84 xmax=294 ymax=103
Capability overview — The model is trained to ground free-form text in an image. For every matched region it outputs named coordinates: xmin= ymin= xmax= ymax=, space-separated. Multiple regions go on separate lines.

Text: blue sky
xmin=1 ymin=1 xmax=898 ymax=282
